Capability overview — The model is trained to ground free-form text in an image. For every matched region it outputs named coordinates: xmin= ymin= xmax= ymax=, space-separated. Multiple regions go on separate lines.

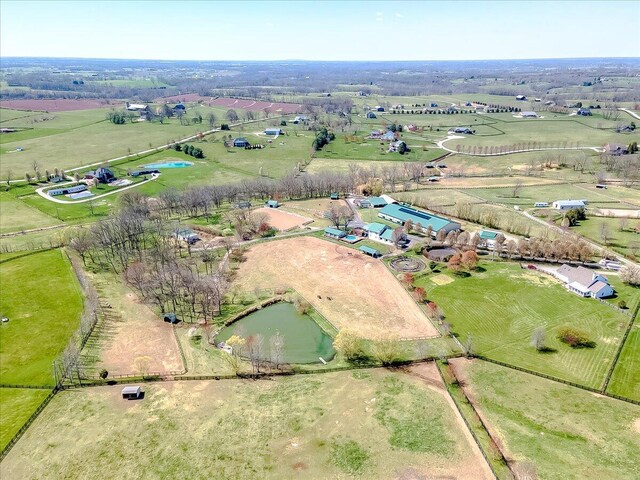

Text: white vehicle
xmin=534 ymin=202 xmax=549 ymax=207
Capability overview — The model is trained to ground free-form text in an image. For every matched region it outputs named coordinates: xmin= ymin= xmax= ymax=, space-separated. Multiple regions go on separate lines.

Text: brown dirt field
xmin=154 ymin=94 xmax=302 ymax=114
xmin=234 ymin=236 xmax=438 ymax=339
xmin=439 ymin=177 xmax=563 ymax=188
xmin=405 ymin=363 xmax=494 ymax=480
xmin=596 ymin=208 xmax=640 ymax=218
xmin=0 ymin=99 xmax=115 ymax=112
xmin=257 ymin=207 xmax=313 ymax=231
xmin=89 ymin=279 xmax=183 ymax=376
xmin=285 ymin=198 xmax=344 ymax=219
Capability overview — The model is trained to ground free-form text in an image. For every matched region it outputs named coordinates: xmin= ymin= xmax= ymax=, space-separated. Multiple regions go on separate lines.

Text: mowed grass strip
xmin=418 ymin=262 xmax=628 ymax=388
xmin=0 ymin=388 xmax=50 ymax=450
xmin=0 ymin=191 xmax=61 ymax=234
xmin=0 ymin=249 xmax=83 ymax=385
xmin=454 ymin=358 xmax=640 ymax=480
xmin=0 ymin=370 xmax=487 ymax=480
xmin=607 ymin=324 xmax=640 ymax=401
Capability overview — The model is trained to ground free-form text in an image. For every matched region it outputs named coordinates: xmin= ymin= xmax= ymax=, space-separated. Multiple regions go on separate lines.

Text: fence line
xmin=601 ymin=301 xmax=640 ymax=393
xmin=434 ymin=362 xmax=499 ymax=480
xmin=0 ymin=384 xmax=54 ymax=390
xmin=473 ymin=355 xmax=640 ymax=406
xmin=0 ymin=388 xmax=58 ymax=461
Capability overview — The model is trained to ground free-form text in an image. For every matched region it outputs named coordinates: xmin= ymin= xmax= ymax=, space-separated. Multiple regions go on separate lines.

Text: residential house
xmin=604 ymin=143 xmax=629 ymax=156
xmin=375 ymin=106 xmax=385 ymax=112
xmin=405 ymin=124 xmax=418 ymax=132
xmin=576 ymin=108 xmax=592 ymax=116
xmin=555 ymin=264 xmax=614 ymax=299
xmin=363 ymin=222 xmax=407 ymax=246
xmin=366 ymin=112 xmax=377 ymax=119
xmin=521 ymin=111 xmax=538 ymax=118
xmin=380 ymin=131 xmax=396 ymax=142
xmin=378 ymin=204 xmax=461 ymax=237
xmin=552 ymin=200 xmax=585 ymax=210
xmin=292 ymin=116 xmax=308 ymax=124
xmin=233 ymin=137 xmax=250 ymax=147
xmin=174 ymin=228 xmax=201 ymax=245
xmin=388 ymin=140 xmax=407 ymax=153
xmin=451 ymin=127 xmax=474 ymax=134
xmin=172 ymin=103 xmax=186 ymax=115
xmin=84 ymin=167 xmax=116 ymax=184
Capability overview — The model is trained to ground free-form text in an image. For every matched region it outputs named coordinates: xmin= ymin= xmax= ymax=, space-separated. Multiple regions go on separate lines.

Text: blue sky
xmin=1 ymin=1 xmax=638 ymax=60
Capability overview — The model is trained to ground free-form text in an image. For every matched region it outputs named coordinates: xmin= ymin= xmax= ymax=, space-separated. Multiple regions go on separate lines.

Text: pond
xmin=143 ymin=161 xmax=193 ymax=169
xmin=216 ymin=303 xmax=336 ymax=364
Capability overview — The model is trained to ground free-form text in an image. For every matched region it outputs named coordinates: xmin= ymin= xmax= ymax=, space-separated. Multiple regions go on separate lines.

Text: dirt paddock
xmin=0 ymin=99 xmax=115 ymax=112
xmin=257 ymin=207 xmax=313 ymax=231
xmin=235 ymin=236 xmax=439 ymax=339
xmin=88 ymin=282 xmax=183 ymax=376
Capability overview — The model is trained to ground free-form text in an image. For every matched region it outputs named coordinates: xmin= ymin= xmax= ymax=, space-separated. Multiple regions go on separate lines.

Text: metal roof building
xmin=378 ymin=204 xmax=461 ymax=235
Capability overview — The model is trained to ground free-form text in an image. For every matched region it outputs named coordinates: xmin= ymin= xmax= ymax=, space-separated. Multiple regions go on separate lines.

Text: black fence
xmin=601 ymin=302 xmax=640 ymax=394
xmin=473 ymin=355 xmax=640 ymax=406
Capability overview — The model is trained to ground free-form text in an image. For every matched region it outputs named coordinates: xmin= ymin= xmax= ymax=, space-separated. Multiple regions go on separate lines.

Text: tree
xmin=599 ymin=222 xmax=611 ymax=245
xmin=511 ymin=179 xmax=523 ymax=198
xmin=25 ymin=172 xmax=32 ymax=183
xmin=620 ymin=265 xmax=640 ymax=286
xmin=371 ymin=334 xmax=401 ymax=365
xmin=447 ymin=253 xmax=462 ymax=272
xmin=246 ymin=334 xmax=264 ymax=374
xmin=207 ymin=112 xmax=217 ymax=128
xmin=460 ymin=250 xmax=479 ymax=270
xmin=530 ymin=327 xmax=546 ymax=351
xmin=226 ymin=109 xmax=239 ymax=123
xmin=324 ymin=204 xmax=353 ymax=229
xmin=333 ymin=329 xmax=365 ymax=362
xmin=269 ymin=331 xmax=285 ymax=370
xmin=391 ymin=227 xmax=405 ymax=247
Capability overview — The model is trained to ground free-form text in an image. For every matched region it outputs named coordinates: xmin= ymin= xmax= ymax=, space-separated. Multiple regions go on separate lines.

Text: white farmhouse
xmin=555 ymin=265 xmax=614 ymax=299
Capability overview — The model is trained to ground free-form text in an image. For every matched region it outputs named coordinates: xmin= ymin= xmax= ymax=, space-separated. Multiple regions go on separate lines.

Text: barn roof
xmin=364 ymin=222 xmax=387 ymax=235
xmin=360 ymin=246 xmax=380 ymax=256
xmin=324 ymin=227 xmax=346 ymax=237
xmin=379 ymin=204 xmax=459 ymax=232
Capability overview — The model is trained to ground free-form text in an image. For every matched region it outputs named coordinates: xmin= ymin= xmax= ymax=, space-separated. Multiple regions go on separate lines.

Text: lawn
xmin=416 ymin=261 xmax=630 ymax=388
xmin=607 ymin=323 xmax=640 ymax=401
xmin=0 ymin=190 xmax=61 ymax=234
xmin=0 ymin=369 xmax=490 ymax=479
xmin=452 ymin=358 xmax=640 ymax=480
xmin=568 ymin=216 xmax=640 ymax=259
xmin=0 ymin=388 xmax=50 ymax=450
xmin=0 ymin=249 xmax=84 ymax=385
xmin=316 ymin=134 xmax=445 ymax=163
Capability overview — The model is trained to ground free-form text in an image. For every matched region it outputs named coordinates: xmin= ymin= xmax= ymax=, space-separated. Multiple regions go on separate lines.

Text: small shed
xmin=266 ymin=200 xmax=280 ymax=208
xmin=163 ymin=313 xmax=178 ymax=324
xmin=324 ymin=227 xmax=347 ymax=239
xmin=366 ymin=112 xmax=377 ymax=119
xmin=264 ymin=128 xmax=282 ymax=136
xmin=330 ymin=192 xmax=339 ymax=200
xmin=360 ymin=245 xmax=381 ymax=258
xmin=122 ymin=386 xmax=142 ymax=400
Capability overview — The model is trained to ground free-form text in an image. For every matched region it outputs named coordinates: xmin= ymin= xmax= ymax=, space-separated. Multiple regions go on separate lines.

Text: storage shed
xmin=122 ymin=386 xmax=142 ymax=400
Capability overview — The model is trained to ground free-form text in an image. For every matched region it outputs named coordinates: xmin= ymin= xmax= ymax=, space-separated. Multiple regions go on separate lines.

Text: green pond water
xmin=216 ymin=303 xmax=335 ymax=364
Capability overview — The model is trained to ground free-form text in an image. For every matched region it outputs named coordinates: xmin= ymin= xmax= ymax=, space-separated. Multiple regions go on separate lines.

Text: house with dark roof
xmin=174 ymin=228 xmax=201 ymax=245
xmin=604 ymin=143 xmax=629 ymax=156
xmin=521 ymin=111 xmax=538 ymax=118
xmin=233 ymin=137 xmax=250 ymax=148
xmin=555 ymin=264 xmax=614 ymax=299
xmin=378 ymin=204 xmax=461 ymax=237
xmin=84 ymin=167 xmax=116 ymax=184
xmin=172 ymin=103 xmax=186 ymax=114
xmin=264 ymin=128 xmax=282 ymax=136
xmin=576 ymin=108 xmax=592 ymax=116
xmin=366 ymin=112 xmax=377 ymax=119
xmin=451 ymin=127 xmax=474 ymax=134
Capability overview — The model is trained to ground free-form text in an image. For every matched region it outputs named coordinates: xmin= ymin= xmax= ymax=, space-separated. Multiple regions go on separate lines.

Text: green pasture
xmin=0 ymin=249 xmax=84 ymax=385
xmin=0 ymin=190 xmax=61 ymax=234
xmin=0 ymin=388 xmax=50 ymax=450
xmin=0 ymin=370 xmax=478 ymax=479
xmin=568 ymin=216 xmax=640 ymax=259
xmin=316 ymin=134 xmax=445 ymax=163
xmin=460 ymin=359 xmax=640 ymax=480
xmin=417 ymin=262 xmax=629 ymax=388
xmin=607 ymin=323 xmax=640 ymax=401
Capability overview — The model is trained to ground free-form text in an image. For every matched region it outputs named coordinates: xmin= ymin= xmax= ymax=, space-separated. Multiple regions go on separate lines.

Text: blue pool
xmin=342 ymin=234 xmax=361 ymax=243
xmin=143 ymin=161 xmax=193 ymax=169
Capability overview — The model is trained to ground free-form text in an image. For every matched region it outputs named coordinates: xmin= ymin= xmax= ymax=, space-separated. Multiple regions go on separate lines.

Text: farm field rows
xmin=0 ymin=367 xmax=492 ymax=480
xmin=451 ymin=358 xmax=640 ymax=480
xmin=0 ymin=249 xmax=84 ymax=385
xmin=417 ymin=262 xmax=630 ymax=388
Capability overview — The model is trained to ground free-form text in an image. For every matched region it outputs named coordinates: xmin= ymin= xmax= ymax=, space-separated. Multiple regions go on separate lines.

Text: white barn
xmin=552 ymin=200 xmax=585 ymax=210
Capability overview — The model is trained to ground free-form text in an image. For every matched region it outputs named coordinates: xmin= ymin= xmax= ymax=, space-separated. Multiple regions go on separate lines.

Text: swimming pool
xmin=342 ymin=234 xmax=361 ymax=243
xmin=143 ymin=161 xmax=193 ymax=169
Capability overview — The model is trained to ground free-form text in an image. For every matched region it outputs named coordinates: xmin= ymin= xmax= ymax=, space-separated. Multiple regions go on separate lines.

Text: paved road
xmin=619 ymin=108 xmax=640 ymax=120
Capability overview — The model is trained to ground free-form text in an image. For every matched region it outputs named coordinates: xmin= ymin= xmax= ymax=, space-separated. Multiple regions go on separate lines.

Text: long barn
xmin=378 ymin=204 xmax=461 ymax=237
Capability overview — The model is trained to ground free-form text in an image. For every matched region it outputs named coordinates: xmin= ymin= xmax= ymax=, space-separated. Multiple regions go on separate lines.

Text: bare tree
xmin=270 ymin=331 xmax=285 ymax=370
xmin=531 ymin=327 xmax=546 ymax=351
xmin=511 ymin=179 xmax=523 ymax=198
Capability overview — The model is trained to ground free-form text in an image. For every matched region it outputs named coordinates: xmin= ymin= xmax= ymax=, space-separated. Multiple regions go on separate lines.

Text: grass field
xmin=0 ymin=191 xmax=61 ymax=234
xmin=607 ymin=323 xmax=640 ymax=401
xmin=416 ymin=262 xmax=629 ymax=388
xmin=568 ymin=216 xmax=640 ymax=259
xmin=0 ymin=369 xmax=491 ymax=479
xmin=316 ymin=135 xmax=445 ymax=163
xmin=0 ymin=388 xmax=50 ymax=450
xmin=452 ymin=358 xmax=640 ymax=480
xmin=0 ymin=249 xmax=83 ymax=385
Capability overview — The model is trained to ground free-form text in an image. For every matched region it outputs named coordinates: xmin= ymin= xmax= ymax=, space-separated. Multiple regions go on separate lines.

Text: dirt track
xmin=235 ymin=236 xmax=438 ymax=339
xmin=257 ymin=207 xmax=312 ymax=230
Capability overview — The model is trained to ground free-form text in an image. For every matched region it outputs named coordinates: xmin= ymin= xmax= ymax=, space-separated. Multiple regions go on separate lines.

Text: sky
xmin=1 ymin=1 xmax=638 ymax=61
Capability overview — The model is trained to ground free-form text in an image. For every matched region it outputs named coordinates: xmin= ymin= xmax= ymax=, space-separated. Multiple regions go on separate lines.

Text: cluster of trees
xmin=106 ymin=111 xmax=128 ymax=124
xmin=620 ymin=265 xmax=640 ymax=286
xmin=174 ymin=143 xmax=205 ymax=159
xmin=561 ymin=207 xmax=587 ymax=227
xmin=333 ymin=330 xmax=403 ymax=365
xmin=557 ymin=327 xmax=595 ymax=348
xmin=312 ymin=127 xmax=335 ymax=151
xmin=224 ymin=329 xmax=287 ymax=374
